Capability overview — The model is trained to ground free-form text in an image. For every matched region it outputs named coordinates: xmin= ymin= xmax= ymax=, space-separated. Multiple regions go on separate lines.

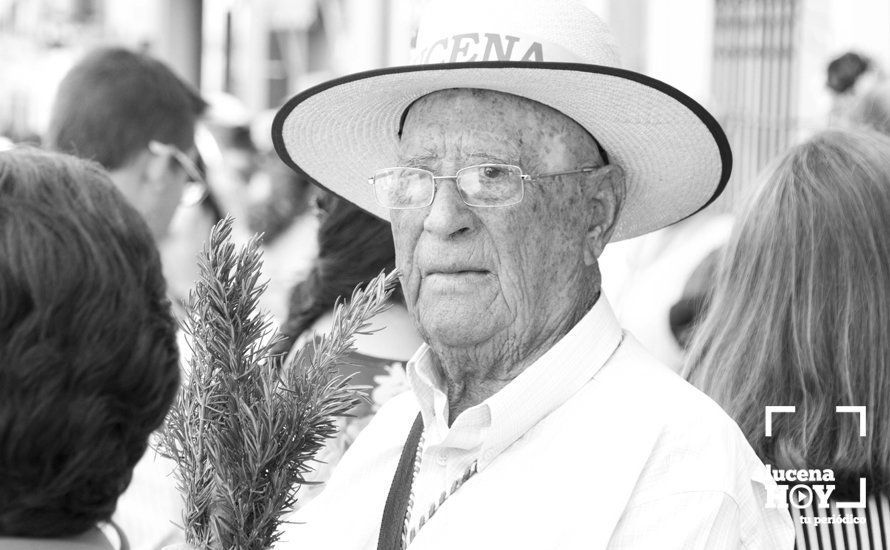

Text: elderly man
xmin=273 ymin=0 xmax=793 ymax=548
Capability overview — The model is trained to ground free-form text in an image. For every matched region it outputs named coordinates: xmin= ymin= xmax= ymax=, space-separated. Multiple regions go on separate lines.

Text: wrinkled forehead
xmin=398 ymin=89 xmax=602 ymax=166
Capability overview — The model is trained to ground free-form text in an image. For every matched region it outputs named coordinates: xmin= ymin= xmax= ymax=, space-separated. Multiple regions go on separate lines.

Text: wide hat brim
xmin=273 ymin=61 xmax=731 ymax=241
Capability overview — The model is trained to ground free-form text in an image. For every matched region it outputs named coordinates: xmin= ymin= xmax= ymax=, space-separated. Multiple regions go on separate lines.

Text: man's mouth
xmin=417 ymin=266 xmax=493 ymax=294
xmin=424 ymin=268 xmax=490 ymax=276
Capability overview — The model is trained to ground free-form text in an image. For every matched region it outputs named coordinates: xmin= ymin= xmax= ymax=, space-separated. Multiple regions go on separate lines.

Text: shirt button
xmin=437 ymin=452 xmax=447 ymax=465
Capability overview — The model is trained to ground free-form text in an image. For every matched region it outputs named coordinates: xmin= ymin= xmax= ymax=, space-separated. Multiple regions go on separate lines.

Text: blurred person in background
xmin=246 ymin=143 xmax=315 ymax=242
xmin=667 ymin=247 xmax=723 ymax=350
xmin=198 ymin=92 xmax=260 ymax=243
xmin=155 ymin=145 xmax=224 ymax=318
xmin=665 ymin=52 xmax=890 ymax=360
xmin=685 ymin=129 xmax=890 ymax=549
xmin=46 ymin=47 xmax=206 ymax=241
xmin=247 ymin=108 xmax=317 ymax=243
xmin=0 ymin=149 xmax=179 ymax=548
xmin=274 ymin=192 xmax=423 ymax=508
xmin=247 ymin=162 xmax=319 ymax=324
xmin=196 ymin=96 xmax=318 ymax=324
xmin=827 ymin=52 xmax=882 ymax=125
xmin=247 ymin=108 xmax=319 ymax=324
xmin=827 ymin=52 xmax=873 ymax=95
xmin=44 ymin=45 xmax=206 ymax=550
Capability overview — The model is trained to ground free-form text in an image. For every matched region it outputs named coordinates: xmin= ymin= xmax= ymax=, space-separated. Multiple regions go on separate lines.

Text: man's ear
xmin=107 ymin=150 xmax=152 ymax=204
xmin=582 ymin=164 xmax=626 ymax=266
xmin=142 ymin=148 xmax=177 ymax=191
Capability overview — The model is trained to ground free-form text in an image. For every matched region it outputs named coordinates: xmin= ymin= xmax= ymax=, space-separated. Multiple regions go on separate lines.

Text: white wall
xmin=103 ymin=0 xmax=160 ymax=46
xmin=328 ymin=0 xmax=387 ymax=73
xmin=643 ymin=0 xmax=714 ymax=105
xmin=605 ymin=0 xmax=714 ymax=105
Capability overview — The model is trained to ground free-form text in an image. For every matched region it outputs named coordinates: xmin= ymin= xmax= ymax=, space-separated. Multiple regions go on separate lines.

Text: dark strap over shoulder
xmin=377 ymin=412 xmax=424 ymax=550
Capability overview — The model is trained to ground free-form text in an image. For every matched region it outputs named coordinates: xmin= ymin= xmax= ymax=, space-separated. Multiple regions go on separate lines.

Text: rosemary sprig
xmin=158 ymin=217 xmax=398 ymax=549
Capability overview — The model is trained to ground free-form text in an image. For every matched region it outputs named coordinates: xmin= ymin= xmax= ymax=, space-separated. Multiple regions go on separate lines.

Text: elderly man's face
xmin=391 ymin=89 xmax=621 ymax=350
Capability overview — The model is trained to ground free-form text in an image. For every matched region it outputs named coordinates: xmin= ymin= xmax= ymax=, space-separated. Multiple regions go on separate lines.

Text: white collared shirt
xmin=280 ymin=297 xmax=794 ymax=549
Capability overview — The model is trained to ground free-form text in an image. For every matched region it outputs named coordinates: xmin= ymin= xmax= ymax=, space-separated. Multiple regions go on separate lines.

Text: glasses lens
xmin=372 ymin=168 xmax=433 ymax=209
xmin=457 ymin=164 xmax=523 ymax=207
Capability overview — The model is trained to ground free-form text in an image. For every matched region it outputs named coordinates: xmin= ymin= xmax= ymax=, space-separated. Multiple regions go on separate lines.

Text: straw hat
xmin=273 ymin=0 xmax=731 ymax=241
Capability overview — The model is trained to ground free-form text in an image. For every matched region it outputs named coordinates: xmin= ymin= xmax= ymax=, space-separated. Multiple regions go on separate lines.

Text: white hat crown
xmin=412 ymin=0 xmax=621 ymax=67
xmin=273 ymin=0 xmax=729 ymax=242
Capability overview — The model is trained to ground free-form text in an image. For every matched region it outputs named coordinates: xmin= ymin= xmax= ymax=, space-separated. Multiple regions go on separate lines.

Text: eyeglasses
xmin=368 ymin=164 xmax=603 ymax=209
xmin=148 ymin=140 xmax=209 ymax=207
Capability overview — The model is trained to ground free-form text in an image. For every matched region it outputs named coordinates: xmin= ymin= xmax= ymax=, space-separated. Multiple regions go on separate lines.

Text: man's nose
xmin=422 ymin=177 xmax=476 ymax=239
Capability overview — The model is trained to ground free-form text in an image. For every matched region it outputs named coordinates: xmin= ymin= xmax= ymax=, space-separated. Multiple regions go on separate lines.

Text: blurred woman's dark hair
xmin=276 ymin=191 xmax=402 ymax=352
xmin=0 ymin=148 xmax=180 ymax=536
xmin=827 ymin=52 xmax=871 ymax=95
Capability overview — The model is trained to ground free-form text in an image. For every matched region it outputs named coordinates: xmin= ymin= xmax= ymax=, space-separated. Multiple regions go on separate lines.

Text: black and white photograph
xmin=1 ymin=0 xmax=889 ymax=549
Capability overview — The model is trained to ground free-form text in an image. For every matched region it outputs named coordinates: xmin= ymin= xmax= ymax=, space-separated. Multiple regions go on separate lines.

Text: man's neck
xmin=430 ymin=292 xmax=599 ymax=425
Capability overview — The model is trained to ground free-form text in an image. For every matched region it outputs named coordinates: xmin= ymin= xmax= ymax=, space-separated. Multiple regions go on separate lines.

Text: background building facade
xmin=2 ymin=0 xmax=889 ymax=206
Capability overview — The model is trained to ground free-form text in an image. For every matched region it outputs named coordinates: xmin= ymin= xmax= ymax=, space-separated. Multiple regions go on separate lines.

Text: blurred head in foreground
xmin=46 ymin=47 xmax=206 ymax=239
xmin=685 ymin=128 xmax=890 ymax=496
xmin=0 ymin=149 xmax=180 ymax=536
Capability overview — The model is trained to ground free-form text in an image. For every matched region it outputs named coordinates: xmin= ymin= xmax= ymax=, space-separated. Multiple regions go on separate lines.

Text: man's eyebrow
xmin=397 ymin=149 xmax=522 ymax=167
xmin=465 ymin=151 xmax=519 ymax=164
xmin=398 ymin=155 xmax=437 ymax=167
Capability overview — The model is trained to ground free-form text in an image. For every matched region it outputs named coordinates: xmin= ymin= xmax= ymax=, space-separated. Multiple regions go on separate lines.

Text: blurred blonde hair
xmin=684 ymin=128 xmax=890 ymax=495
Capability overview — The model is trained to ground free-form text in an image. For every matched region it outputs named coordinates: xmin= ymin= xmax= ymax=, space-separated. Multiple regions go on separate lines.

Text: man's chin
xmin=417 ymin=312 xmax=500 ymax=349
xmin=413 ymin=284 xmax=503 ymax=344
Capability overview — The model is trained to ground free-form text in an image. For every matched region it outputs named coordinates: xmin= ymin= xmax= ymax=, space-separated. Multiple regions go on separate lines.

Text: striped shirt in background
xmin=790 ymin=493 xmax=890 ymax=550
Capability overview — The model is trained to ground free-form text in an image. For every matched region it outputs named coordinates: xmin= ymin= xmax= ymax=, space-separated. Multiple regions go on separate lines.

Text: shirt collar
xmin=407 ymin=295 xmax=623 ymax=469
